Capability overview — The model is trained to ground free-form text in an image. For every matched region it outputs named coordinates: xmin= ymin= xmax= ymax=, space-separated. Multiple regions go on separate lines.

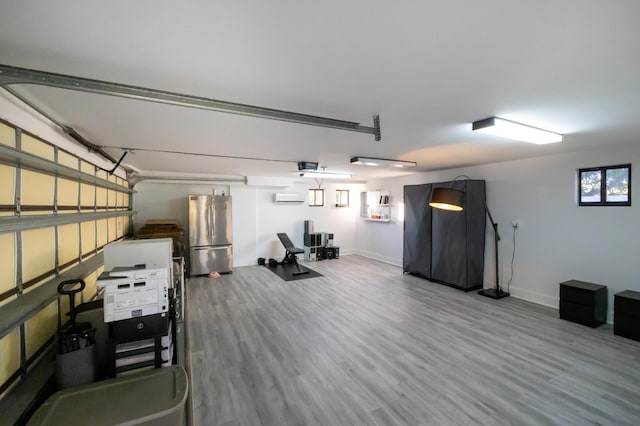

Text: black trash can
xmin=55 ymin=279 xmax=97 ymax=389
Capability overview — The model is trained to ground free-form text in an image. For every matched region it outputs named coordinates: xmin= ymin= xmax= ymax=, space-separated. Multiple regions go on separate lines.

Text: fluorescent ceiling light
xmin=300 ymin=172 xmax=351 ymax=179
xmin=472 ymin=117 xmax=562 ymax=144
xmin=350 ymin=156 xmax=417 ymax=168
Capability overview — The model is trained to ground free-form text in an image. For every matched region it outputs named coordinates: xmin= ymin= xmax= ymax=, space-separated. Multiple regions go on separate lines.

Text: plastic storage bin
xmin=28 ymin=366 xmax=188 ymax=426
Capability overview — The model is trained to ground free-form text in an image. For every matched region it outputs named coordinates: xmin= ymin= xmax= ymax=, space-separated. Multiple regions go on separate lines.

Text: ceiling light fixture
xmin=472 ymin=117 xmax=562 ymax=144
xmin=300 ymin=171 xmax=351 ymax=179
xmin=350 ymin=157 xmax=417 ymax=168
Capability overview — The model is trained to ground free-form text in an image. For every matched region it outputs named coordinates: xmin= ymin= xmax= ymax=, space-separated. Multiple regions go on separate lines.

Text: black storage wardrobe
xmin=403 ymin=179 xmax=486 ymax=291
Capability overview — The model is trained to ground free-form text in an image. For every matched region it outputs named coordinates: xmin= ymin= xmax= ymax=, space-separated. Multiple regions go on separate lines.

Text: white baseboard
xmin=508 ymin=287 xmax=558 ymax=309
xmin=483 ymin=280 xmax=558 ymax=308
xmin=337 ymin=248 xmax=356 ymax=256
xmin=233 ymin=262 xmax=258 ymax=267
xmin=354 ymin=250 xmax=402 ymax=267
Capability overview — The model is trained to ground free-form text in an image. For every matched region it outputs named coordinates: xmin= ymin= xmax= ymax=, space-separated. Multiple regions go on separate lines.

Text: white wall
xmin=254 ymin=183 xmax=362 ymax=261
xmin=134 ymin=181 xmax=364 ymax=267
xmin=355 ymin=187 xmax=411 ymax=265
xmin=230 ymin=185 xmax=258 ymax=266
xmin=359 ymin=142 xmax=640 ymax=321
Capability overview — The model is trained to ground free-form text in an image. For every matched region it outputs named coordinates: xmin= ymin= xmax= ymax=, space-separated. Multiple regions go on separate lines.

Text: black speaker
xmin=257 ymin=257 xmax=265 ymax=265
xmin=325 ymin=247 xmax=336 ymax=259
xmin=304 ymin=233 xmax=322 ymax=247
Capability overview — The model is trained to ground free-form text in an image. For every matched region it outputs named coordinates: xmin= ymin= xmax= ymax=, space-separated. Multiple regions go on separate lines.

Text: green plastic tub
xmin=28 ymin=366 xmax=188 ymax=426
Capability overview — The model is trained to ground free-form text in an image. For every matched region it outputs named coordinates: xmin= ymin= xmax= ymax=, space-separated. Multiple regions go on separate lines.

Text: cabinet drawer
xmin=111 ymin=312 xmax=170 ymax=343
xmin=560 ymin=286 xmax=594 ymax=305
xmin=614 ymin=313 xmax=640 ymax=341
xmin=559 ymin=280 xmax=607 ymax=305
xmin=614 ymin=290 xmax=640 ymax=317
xmin=559 ymin=300 xmax=606 ymax=328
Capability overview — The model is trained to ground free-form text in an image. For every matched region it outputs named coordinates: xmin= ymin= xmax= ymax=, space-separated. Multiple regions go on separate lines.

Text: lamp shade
xmin=429 ymin=188 xmax=464 ymax=211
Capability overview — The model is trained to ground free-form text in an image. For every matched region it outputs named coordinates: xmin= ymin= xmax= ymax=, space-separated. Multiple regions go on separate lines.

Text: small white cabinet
xmin=360 ymin=190 xmax=391 ymax=222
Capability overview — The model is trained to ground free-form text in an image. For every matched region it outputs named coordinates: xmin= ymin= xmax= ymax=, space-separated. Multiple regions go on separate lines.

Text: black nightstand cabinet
xmin=559 ymin=280 xmax=607 ymax=328
xmin=614 ymin=290 xmax=640 ymax=341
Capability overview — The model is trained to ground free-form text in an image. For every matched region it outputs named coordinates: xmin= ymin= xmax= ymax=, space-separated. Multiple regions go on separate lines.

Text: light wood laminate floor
xmin=186 ymin=255 xmax=640 ymax=426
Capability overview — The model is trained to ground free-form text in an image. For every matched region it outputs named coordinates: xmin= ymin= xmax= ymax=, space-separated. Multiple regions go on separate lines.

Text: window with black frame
xmin=335 ymin=189 xmax=349 ymax=207
xmin=308 ymin=189 xmax=324 ymax=206
xmin=578 ymin=164 xmax=631 ymax=206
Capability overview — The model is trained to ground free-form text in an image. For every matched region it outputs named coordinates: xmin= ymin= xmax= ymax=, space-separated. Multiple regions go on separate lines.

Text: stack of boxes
xmin=303 ymin=220 xmax=339 ymax=261
xmin=135 ymin=219 xmax=185 ymax=257
xmin=303 ymin=230 xmax=322 ymax=261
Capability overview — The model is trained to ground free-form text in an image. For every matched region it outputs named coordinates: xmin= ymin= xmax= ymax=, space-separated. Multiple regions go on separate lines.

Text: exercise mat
xmin=265 ymin=262 xmax=323 ymax=281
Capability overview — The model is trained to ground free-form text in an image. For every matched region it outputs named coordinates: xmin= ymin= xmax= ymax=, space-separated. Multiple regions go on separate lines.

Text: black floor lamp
xmin=429 ymin=186 xmax=509 ymax=300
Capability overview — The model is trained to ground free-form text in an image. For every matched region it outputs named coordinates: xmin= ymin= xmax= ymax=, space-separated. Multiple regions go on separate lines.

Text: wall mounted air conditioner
xmin=273 ymin=192 xmax=305 ymax=203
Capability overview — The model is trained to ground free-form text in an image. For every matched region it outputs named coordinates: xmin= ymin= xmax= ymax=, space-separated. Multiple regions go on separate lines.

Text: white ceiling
xmin=1 ymin=1 xmax=639 ymax=182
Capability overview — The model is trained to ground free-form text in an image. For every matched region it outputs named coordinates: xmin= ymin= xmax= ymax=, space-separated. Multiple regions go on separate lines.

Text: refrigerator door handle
xmin=194 ymin=246 xmax=231 ymax=250
xmin=208 ymin=200 xmax=214 ymax=244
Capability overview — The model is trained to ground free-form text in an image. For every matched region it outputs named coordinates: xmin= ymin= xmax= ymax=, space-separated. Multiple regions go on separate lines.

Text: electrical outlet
xmin=512 ymin=221 xmax=519 ymax=229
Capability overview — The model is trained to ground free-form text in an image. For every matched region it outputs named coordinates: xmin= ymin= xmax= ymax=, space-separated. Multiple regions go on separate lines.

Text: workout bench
xmin=277 ymin=233 xmax=309 ymax=276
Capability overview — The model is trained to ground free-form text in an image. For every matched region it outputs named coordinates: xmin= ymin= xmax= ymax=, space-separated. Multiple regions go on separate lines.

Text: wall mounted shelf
xmin=360 ymin=190 xmax=391 ymax=222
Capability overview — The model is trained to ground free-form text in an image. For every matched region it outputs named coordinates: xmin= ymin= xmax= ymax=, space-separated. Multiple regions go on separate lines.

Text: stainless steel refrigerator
xmin=188 ymin=195 xmax=233 ymax=275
